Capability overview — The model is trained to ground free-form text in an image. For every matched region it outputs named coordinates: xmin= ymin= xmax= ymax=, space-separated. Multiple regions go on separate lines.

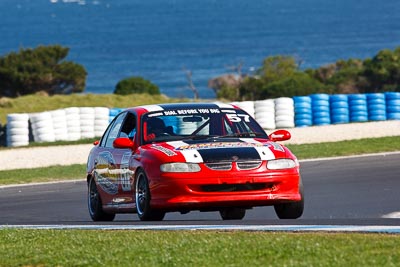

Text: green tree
xmin=0 ymin=45 xmax=87 ymax=97
xmin=239 ymin=77 xmax=265 ymax=100
xmin=309 ymin=59 xmax=364 ymax=94
xmin=114 ymin=76 xmax=160 ymax=95
xmin=363 ymin=48 xmax=400 ymax=92
xmin=258 ymin=55 xmax=298 ymax=83
xmin=260 ymin=72 xmax=328 ymax=99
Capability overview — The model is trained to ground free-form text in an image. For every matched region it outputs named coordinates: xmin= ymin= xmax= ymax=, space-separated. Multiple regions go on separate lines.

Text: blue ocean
xmin=1 ymin=0 xmax=400 ymax=98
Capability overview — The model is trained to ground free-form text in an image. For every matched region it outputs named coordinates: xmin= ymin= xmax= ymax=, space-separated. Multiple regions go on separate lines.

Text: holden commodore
xmin=86 ymin=102 xmax=304 ymax=221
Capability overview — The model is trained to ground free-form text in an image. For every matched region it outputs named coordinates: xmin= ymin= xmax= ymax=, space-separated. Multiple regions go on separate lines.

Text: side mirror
xmin=269 ymin=129 xmax=291 ymax=142
xmin=113 ymin=137 xmax=134 ymax=149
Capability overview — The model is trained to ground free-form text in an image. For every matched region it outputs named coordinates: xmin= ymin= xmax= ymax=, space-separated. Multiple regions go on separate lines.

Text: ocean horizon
xmin=1 ymin=0 xmax=400 ymax=98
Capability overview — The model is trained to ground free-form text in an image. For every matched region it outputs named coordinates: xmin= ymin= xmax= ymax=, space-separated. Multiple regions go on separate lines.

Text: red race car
xmin=86 ymin=102 xmax=304 ymax=221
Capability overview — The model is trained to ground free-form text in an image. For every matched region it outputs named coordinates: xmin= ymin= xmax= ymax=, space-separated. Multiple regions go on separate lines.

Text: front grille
xmin=205 ymin=162 xmax=232 ymax=170
xmin=237 ymin=160 xmax=262 ymax=170
xmin=201 ymin=183 xmax=268 ymax=192
xmin=205 ymin=160 xmax=262 ymax=171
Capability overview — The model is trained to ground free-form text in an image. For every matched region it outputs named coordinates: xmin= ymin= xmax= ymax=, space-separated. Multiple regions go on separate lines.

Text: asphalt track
xmin=1 ymin=153 xmax=400 ymax=233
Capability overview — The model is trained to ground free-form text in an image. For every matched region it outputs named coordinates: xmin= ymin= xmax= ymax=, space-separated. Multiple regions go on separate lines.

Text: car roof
xmin=127 ymin=102 xmax=239 ymax=113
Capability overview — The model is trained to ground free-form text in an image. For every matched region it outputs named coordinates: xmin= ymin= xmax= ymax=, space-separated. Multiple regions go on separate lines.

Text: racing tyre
xmin=219 ymin=208 xmax=246 ymax=220
xmin=274 ymin=181 xmax=304 ymax=219
xmin=135 ymin=169 xmax=165 ymax=221
xmin=88 ymin=177 xmax=115 ymax=221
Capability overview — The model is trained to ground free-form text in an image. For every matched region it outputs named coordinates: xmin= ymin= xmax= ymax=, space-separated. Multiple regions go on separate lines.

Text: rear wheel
xmin=274 ymin=181 xmax=304 ymax=219
xmin=219 ymin=208 xmax=246 ymax=220
xmin=135 ymin=169 xmax=165 ymax=221
xmin=88 ymin=177 xmax=115 ymax=221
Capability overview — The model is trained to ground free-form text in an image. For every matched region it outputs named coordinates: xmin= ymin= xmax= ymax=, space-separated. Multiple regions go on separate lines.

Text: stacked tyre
xmin=80 ymin=107 xmax=95 ymax=139
xmin=29 ymin=112 xmax=56 ymax=143
xmin=293 ymin=96 xmax=312 ymax=127
xmin=385 ymin=92 xmax=400 ymax=120
xmin=94 ymin=107 xmax=110 ymax=137
xmin=367 ymin=93 xmax=386 ymax=121
xmin=6 ymin=113 xmax=30 ymax=147
xmin=51 ymin=109 xmax=69 ymax=141
xmin=254 ymin=99 xmax=276 ymax=129
xmin=232 ymin=101 xmax=255 ymax=118
xmin=330 ymin=94 xmax=349 ymax=124
xmin=348 ymin=94 xmax=368 ymax=122
xmin=311 ymin=94 xmax=331 ymax=125
xmin=275 ymin=97 xmax=295 ymax=128
xmin=65 ymin=107 xmax=81 ymax=141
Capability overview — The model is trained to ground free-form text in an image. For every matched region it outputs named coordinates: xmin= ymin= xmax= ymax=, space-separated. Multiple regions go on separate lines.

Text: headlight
xmin=160 ymin=163 xmax=201 ymax=173
xmin=267 ymin=159 xmax=296 ymax=170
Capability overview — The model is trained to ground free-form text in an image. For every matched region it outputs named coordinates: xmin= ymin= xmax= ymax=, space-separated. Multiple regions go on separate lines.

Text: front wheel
xmin=274 ymin=181 xmax=304 ymax=219
xmin=219 ymin=208 xmax=246 ymax=220
xmin=88 ymin=177 xmax=115 ymax=221
xmin=135 ymin=169 xmax=165 ymax=221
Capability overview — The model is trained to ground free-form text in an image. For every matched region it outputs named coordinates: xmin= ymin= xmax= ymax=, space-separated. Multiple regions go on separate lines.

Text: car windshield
xmin=141 ymin=107 xmax=268 ymax=143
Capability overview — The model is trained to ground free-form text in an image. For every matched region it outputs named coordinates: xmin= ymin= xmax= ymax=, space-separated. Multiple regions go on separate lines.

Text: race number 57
xmin=226 ymin=113 xmax=250 ymax=122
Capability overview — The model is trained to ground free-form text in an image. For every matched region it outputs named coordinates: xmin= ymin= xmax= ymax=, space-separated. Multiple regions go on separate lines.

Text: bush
xmin=114 ymin=77 xmax=160 ymax=95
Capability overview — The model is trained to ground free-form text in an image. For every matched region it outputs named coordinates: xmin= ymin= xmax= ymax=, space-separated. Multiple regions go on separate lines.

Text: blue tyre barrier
xmin=330 ymin=94 xmax=348 ymax=102
xmin=312 ymin=105 xmax=330 ymax=112
xmin=294 ymin=96 xmax=312 ymax=127
xmin=350 ymin=115 xmax=368 ymax=122
xmin=312 ymin=100 xmax=330 ymax=107
xmin=295 ymin=107 xmax=311 ymax=114
xmin=348 ymin=99 xmax=368 ymax=105
xmin=369 ymin=115 xmax=387 ymax=121
xmin=294 ymin=102 xmax=311 ymax=109
xmin=367 ymin=93 xmax=386 ymax=121
xmin=293 ymin=96 xmax=312 ymax=103
xmin=368 ymin=109 xmax=386 ymax=116
xmin=331 ymin=114 xmax=350 ymax=124
xmin=330 ymin=94 xmax=349 ymax=124
xmin=387 ymin=99 xmax=400 ymax=106
xmin=311 ymin=94 xmax=330 ymax=126
xmin=310 ymin=94 xmax=330 ymax=101
xmin=385 ymin=92 xmax=400 ymax=100
xmin=348 ymin=94 xmax=367 ymax=101
xmin=385 ymin=92 xmax=400 ymax=120
xmin=330 ymin=101 xmax=349 ymax=109
xmin=350 ymin=105 xmax=368 ymax=112
xmin=349 ymin=94 xmax=368 ymax=122
xmin=295 ymin=119 xmax=313 ymax=127
xmin=387 ymin=105 xmax=400 ymax=113
xmin=331 ymin=108 xmax=349 ymax=115
xmin=313 ymin=117 xmax=331 ymax=125
xmin=387 ymin=113 xmax=400 ymax=120
xmin=295 ymin=113 xmax=313 ymax=120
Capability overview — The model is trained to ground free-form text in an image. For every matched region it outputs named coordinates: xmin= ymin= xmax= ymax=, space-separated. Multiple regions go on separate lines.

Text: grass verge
xmin=0 ymin=164 xmax=84 ymax=185
xmin=0 ymin=230 xmax=399 ymax=266
xmin=1 ymin=136 xmax=399 ymax=186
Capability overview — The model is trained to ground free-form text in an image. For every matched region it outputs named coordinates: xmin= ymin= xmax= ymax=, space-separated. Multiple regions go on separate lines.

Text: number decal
xmin=226 ymin=114 xmax=250 ymax=122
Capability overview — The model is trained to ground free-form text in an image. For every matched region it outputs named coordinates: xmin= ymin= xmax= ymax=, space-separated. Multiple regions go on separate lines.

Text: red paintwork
xmin=86 ymin=104 xmax=302 ymax=216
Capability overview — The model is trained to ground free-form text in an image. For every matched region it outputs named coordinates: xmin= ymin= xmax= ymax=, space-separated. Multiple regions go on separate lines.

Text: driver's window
xmin=104 ymin=112 xmax=127 ymax=148
xmin=119 ymin=113 xmax=136 ymax=140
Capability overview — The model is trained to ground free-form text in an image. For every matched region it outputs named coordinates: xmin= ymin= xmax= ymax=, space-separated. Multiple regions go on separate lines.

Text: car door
xmin=94 ymin=112 xmax=133 ymax=206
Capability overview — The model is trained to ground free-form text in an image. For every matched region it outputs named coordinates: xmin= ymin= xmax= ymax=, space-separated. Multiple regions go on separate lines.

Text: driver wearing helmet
xmin=145 ymin=117 xmax=167 ymax=141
